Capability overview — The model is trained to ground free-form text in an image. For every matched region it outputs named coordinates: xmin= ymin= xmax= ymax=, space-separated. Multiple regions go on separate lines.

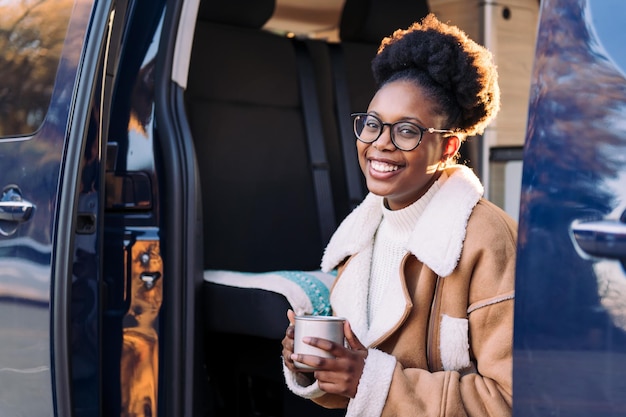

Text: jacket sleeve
xmin=282 ymin=360 xmax=326 ymax=399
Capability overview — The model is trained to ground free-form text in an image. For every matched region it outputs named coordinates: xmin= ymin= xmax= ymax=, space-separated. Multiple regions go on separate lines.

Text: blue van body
xmin=514 ymin=0 xmax=626 ymax=415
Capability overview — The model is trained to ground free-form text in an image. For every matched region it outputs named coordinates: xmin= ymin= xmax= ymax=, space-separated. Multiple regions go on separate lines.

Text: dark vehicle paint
xmin=0 ymin=1 xmax=97 ymax=415
xmin=0 ymin=0 xmax=184 ymax=416
xmin=514 ymin=0 xmax=626 ymax=415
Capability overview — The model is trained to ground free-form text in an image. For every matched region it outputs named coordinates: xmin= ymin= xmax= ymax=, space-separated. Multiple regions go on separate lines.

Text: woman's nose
xmin=372 ymin=125 xmax=396 ymax=151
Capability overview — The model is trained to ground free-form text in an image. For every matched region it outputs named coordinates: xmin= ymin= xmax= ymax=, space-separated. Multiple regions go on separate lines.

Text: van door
xmin=0 ymin=0 xmax=111 ymax=415
xmin=515 ymin=0 xmax=626 ymax=415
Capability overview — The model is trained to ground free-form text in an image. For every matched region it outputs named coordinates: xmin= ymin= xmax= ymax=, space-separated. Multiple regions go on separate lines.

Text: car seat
xmin=185 ymin=0 xmax=346 ymax=415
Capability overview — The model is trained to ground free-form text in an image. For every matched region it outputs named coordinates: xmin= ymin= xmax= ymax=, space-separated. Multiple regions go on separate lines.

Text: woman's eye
xmin=397 ymin=124 xmax=420 ymax=137
xmin=365 ymin=121 xmax=381 ymax=130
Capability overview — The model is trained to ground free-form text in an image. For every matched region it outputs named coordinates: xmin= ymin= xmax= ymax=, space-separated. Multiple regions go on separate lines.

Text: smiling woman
xmin=281 ymin=14 xmax=517 ymax=417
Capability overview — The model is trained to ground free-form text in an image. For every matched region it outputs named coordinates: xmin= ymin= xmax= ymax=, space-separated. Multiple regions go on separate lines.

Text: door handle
xmin=0 ymin=186 xmax=35 ymax=232
xmin=570 ymin=218 xmax=626 ymax=260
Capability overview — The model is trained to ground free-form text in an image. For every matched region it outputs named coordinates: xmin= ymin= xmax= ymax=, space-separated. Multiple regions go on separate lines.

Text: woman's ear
xmin=442 ymin=136 xmax=461 ymax=160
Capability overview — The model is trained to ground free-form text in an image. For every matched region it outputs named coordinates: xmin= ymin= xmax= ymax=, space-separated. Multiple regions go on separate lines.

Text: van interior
xmin=179 ymin=0 xmax=538 ymax=415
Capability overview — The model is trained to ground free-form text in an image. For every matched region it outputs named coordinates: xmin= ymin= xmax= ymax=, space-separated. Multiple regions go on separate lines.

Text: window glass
xmin=0 ymin=0 xmax=73 ymax=137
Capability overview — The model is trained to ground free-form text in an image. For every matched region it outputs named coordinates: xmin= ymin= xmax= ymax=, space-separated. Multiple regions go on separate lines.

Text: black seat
xmin=186 ymin=0 xmax=347 ymax=415
xmin=188 ymin=6 xmax=327 ymax=273
xmin=336 ymin=0 xmax=430 ymax=111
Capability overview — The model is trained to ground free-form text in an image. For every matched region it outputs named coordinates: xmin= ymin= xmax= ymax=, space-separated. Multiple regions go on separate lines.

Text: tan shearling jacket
xmin=284 ymin=165 xmax=517 ymax=417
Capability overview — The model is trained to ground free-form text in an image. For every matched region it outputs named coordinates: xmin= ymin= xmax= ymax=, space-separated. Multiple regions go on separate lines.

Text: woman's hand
xmin=290 ymin=318 xmax=368 ymax=398
xmin=282 ymin=309 xmax=306 ymax=372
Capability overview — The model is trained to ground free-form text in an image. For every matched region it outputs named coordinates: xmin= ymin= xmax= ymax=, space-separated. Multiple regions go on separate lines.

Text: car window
xmin=0 ymin=0 xmax=73 ymax=137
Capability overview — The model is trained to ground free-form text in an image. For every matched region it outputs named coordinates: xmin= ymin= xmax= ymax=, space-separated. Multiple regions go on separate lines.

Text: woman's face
xmin=358 ymin=79 xmax=452 ymax=210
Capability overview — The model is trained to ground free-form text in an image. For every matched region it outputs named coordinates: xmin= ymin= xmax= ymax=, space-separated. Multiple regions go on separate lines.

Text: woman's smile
xmin=369 ymin=158 xmax=402 ymax=174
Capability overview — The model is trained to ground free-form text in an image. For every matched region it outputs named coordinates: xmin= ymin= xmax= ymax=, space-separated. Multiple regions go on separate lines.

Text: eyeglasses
xmin=351 ymin=112 xmax=455 ymax=151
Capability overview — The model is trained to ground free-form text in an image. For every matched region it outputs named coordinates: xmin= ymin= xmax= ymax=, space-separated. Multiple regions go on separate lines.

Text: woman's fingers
xmin=312 ymin=347 xmax=366 ymax=398
xmin=287 ymin=309 xmax=296 ymax=325
xmin=290 ymin=352 xmax=327 ymax=369
xmin=282 ymin=309 xmax=297 ymax=369
xmin=300 ymin=336 xmax=336 ymax=352
xmin=297 ymin=321 xmax=367 ymax=398
xmin=282 ymin=338 xmax=296 ymax=370
xmin=344 ymin=320 xmax=366 ymax=351
xmin=289 ymin=336 xmax=342 ymax=370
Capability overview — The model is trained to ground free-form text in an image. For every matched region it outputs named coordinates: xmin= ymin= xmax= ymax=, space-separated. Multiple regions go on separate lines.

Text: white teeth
xmin=371 ymin=160 xmax=399 ymax=172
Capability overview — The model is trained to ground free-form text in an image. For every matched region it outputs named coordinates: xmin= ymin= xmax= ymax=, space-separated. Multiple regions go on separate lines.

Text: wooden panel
xmin=428 ymin=0 xmax=539 ymax=147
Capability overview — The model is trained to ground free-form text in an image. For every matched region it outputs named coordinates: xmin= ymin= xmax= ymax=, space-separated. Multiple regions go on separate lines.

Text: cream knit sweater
xmin=368 ymin=174 xmax=446 ymax=325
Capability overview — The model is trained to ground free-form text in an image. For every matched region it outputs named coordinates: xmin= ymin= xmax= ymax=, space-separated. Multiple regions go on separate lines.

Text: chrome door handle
xmin=571 ymin=219 xmax=626 ymax=260
xmin=0 ymin=186 xmax=35 ymax=223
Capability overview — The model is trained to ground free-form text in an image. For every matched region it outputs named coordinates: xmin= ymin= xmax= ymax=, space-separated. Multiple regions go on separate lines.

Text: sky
xmin=588 ymin=0 xmax=626 ymax=76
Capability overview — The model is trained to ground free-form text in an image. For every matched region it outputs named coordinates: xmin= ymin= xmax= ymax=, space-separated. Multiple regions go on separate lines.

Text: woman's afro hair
xmin=372 ymin=13 xmax=500 ymax=137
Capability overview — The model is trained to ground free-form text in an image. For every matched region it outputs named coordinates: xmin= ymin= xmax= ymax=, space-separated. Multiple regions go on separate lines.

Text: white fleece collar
xmin=321 ymin=165 xmax=483 ymax=277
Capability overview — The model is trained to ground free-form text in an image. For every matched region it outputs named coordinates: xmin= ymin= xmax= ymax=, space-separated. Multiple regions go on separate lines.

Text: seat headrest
xmin=339 ymin=0 xmax=429 ymax=44
xmin=198 ymin=0 xmax=276 ymax=28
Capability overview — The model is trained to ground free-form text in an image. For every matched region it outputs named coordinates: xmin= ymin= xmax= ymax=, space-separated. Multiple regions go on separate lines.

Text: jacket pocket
xmin=439 ymin=314 xmax=470 ymax=371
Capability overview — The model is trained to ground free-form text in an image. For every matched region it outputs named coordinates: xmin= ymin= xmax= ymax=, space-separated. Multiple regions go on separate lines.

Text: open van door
xmin=0 ymin=0 xmax=113 ymax=415
xmin=0 ymin=0 xmax=202 ymax=415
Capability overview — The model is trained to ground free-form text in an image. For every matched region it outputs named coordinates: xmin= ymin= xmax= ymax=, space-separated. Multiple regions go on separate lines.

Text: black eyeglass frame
xmin=351 ymin=112 xmax=455 ymax=151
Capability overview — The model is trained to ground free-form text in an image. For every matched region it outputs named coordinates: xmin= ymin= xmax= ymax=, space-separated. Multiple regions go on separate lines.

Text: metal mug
xmin=293 ymin=315 xmax=346 ymax=370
